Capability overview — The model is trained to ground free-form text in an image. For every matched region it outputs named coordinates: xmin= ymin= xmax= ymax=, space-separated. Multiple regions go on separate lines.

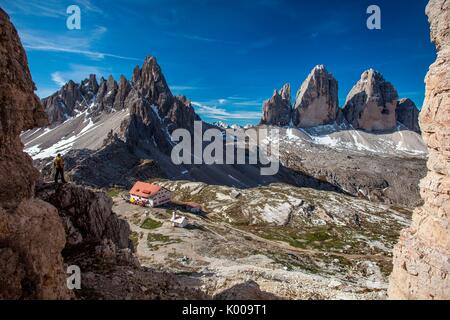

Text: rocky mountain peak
xmin=293 ymin=65 xmax=339 ymax=128
xmin=260 ymin=83 xmax=292 ymax=126
xmin=132 ymin=56 xmax=172 ymax=102
xmin=113 ymin=74 xmax=131 ymax=111
xmin=80 ymin=74 xmax=99 ymax=97
xmin=396 ymin=98 xmax=420 ymax=132
xmin=343 ymin=68 xmax=399 ymax=131
xmin=279 ymin=83 xmax=291 ymax=101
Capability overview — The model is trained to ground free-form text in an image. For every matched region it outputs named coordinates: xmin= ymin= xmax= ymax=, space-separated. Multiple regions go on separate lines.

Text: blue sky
xmin=1 ymin=0 xmax=435 ymax=125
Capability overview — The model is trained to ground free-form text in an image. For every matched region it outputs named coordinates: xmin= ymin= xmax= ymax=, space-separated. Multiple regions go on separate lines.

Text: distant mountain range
xmin=261 ymin=65 xmax=420 ymax=133
xmin=21 ymin=56 xmax=427 ymax=208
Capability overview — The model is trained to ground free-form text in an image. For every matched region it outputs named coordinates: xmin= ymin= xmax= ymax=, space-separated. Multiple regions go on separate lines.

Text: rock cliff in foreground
xmin=0 ymin=8 xmax=69 ymax=299
xmin=388 ymin=0 xmax=450 ymax=299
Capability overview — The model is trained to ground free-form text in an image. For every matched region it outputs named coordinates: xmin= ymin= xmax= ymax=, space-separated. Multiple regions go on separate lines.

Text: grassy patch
xmin=147 ymin=233 xmax=172 ymax=243
xmin=107 ymin=187 xmax=123 ymax=198
xmin=244 ymin=225 xmax=349 ymax=253
xmin=129 ymin=231 xmax=139 ymax=248
xmin=140 ymin=218 xmax=163 ymax=230
xmin=147 ymin=233 xmax=181 ymax=250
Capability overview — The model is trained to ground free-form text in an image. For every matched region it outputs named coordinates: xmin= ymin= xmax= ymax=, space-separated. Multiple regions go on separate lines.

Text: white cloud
xmin=18 ymin=26 xmax=139 ymax=61
xmin=1 ymin=0 xmax=105 ymax=17
xmin=0 ymin=0 xmax=66 ymax=17
xmin=50 ymin=64 xmax=111 ymax=88
xmin=232 ymin=100 xmax=263 ymax=106
xmin=192 ymin=102 xmax=261 ymax=121
xmin=170 ymin=85 xmax=200 ymax=91
xmin=165 ymin=32 xmax=237 ymax=45
xmin=51 ymin=72 xmax=66 ymax=87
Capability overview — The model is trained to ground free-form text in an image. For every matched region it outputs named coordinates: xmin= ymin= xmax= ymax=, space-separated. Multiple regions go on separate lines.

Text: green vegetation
xmin=244 ymin=225 xmax=349 ymax=253
xmin=140 ymin=217 xmax=163 ymax=230
xmin=147 ymin=233 xmax=172 ymax=243
xmin=107 ymin=187 xmax=123 ymax=198
xmin=147 ymin=232 xmax=181 ymax=250
xmin=129 ymin=231 xmax=139 ymax=248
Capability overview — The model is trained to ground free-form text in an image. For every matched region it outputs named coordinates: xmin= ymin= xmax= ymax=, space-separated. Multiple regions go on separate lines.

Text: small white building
xmin=129 ymin=181 xmax=172 ymax=207
xmin=170 ymin=212 xmax=188 ymax=228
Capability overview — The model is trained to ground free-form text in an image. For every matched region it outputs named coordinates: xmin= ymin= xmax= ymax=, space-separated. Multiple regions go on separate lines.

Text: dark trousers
xmin=54 ymin=167 xmax=66 ymax=183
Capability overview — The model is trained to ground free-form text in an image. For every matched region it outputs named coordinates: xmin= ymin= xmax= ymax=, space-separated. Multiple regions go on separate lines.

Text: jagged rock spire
xmin=396 ymin=98 xmax=420 ymax=133
xmin=293 ymin=65 xmax=339 ymax=128
xmin=343 ymin=69 xmax=398 ymax=131
xmin=261 ymin=83 xmax=292 ymax=126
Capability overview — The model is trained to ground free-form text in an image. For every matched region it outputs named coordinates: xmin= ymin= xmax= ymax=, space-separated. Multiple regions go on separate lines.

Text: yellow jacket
xmin=53 ymin=156 xmax=64 ymax=169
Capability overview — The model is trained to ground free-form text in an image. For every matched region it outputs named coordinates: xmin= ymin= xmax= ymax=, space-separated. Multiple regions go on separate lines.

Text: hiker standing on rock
xmin=53 ymin=153 xmax=66 ymax=184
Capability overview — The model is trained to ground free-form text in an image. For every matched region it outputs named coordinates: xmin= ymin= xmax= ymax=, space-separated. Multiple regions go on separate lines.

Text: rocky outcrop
xmin=37 ymin=183 xmax=132 ymax=250
xmin=260 ymin=84 xmax=291 ymax=126
xmin=0 ymin=8 xmax=69 ymax=299
xmin=396 ymin=98 xmax=421 ymax=133
xmin=343 ymin=69 xmax=399 ymax=131
xmin=389 ymin=0 xmax=450 ymax=300
xmin=293 ymin=65 xmax=339 ymax=128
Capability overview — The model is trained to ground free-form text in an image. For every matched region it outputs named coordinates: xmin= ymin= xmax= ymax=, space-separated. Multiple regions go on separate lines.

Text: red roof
xmin=129 ymin=181 xmax=161 ymax=199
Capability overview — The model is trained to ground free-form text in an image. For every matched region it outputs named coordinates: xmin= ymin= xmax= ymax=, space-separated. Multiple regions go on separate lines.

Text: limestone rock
xmin=0 ymin=8 xmax=69 ymax=299
xmin=261 ymin=84 xmax=291 ymax=126
xmin=0 ymin=199 xmax=69 ymax=299
xmin=293 ymin=65 xmax=339 ymax=128
xmin=388 ymin=0 xmax=450 ymax=300
xmin=113 ymin=75 xmax=131 ymax=111
xmin=42 ymin=80 xmax=84 ymax=124
xmin=80 ymin=74 xmax=99 ymax=101
xmin=124 ymin=56 xmax=200 ymax=153
xmin=343 ymin=69 xmax=399 ymax=131
xmin=0 ymin=7 xmax=49 ymax=205
xmin=396 ymin=98 xmax=421 ymax=133
xmin=37 ymin=183 xmax=132 ymax=250
xmin=96 ymin=75 xmax=118 ymax=112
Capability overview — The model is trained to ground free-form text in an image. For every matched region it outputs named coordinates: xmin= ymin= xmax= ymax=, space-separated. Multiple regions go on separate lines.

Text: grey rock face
xmin=124 ymin=56 xmax=200 ymax=153
xmin=96 ymin=75 xmax=118 ymax=112
xmin=293 ymin=65 xmax=339 ymax=128
xmin=261 ymin=83 xmax=292 ymax=126
xmin=113 ymin=75 xmax=131 ymax=111
xmin=80 ymin=74 xmax=99 ymax=102
xmin=40 ymin=55 xmax=202 ymax=155
xmin=37 ymin=183 xmax=132 ymax=250
xmin=0 ymin=8 xmax=70 ymax=299
xmin=343 ymin=69 xmax=399 ymax=131
xmin=42 ymin=80 xmax=84 ymax=124
xmin=396 ymin=98 xmax=420 ymax=132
